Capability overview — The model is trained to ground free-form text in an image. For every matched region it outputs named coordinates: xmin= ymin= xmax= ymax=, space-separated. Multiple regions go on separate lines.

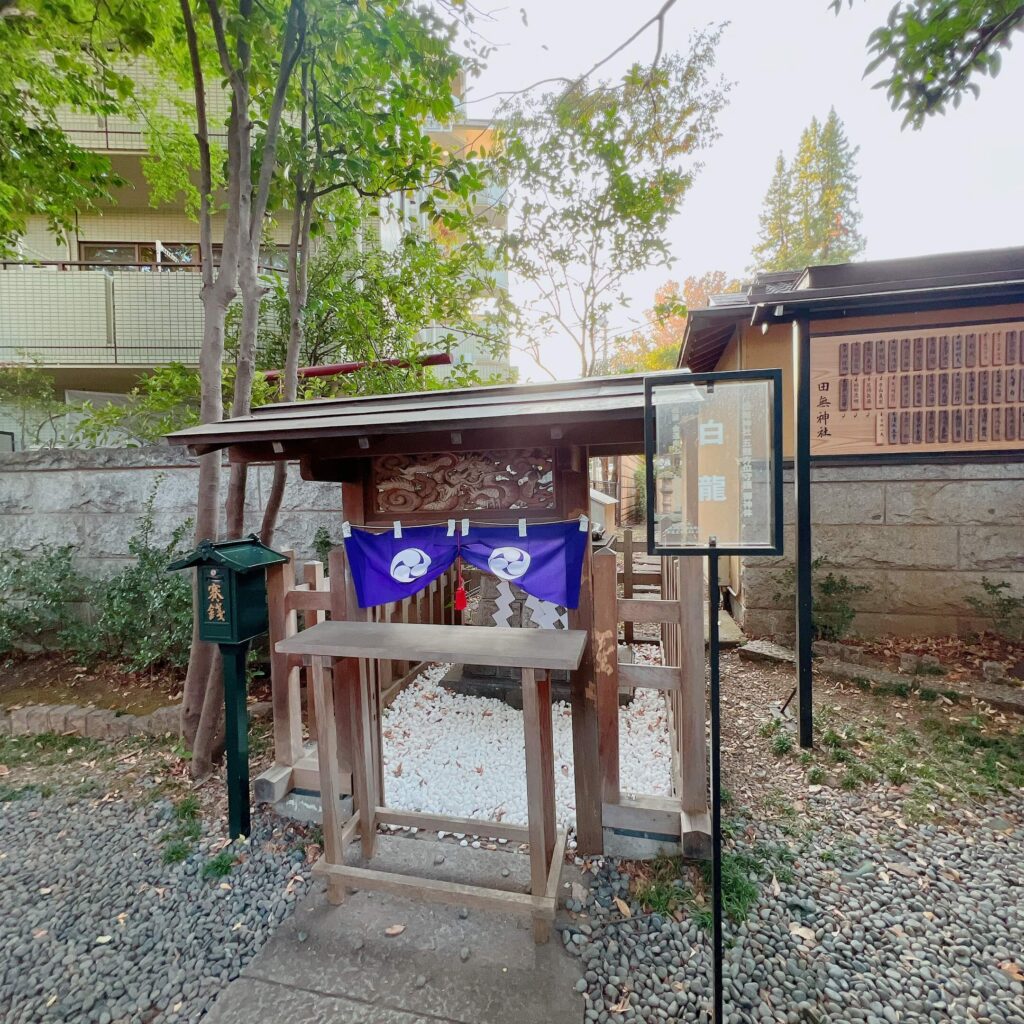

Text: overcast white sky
xmin=460 ymin=0 xmax=1024 ymax=380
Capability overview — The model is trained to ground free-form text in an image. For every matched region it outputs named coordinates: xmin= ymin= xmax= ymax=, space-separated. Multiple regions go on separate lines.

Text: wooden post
xmin=340 ymin=475 xmax=380 ymax=856
xmin=592 ymin=546 xmax=620 ymax=804
xmin=327 ymin=548 xmax=354 ymax=781
xmin=622 ymin=529 xmax=634 ymax=645
xmin=266 ymin=552 xmax=303 ymax=769
xmin=351 ymin=658 xmax=379 ymax=858
xmin=564 ymin=459 xmax=603 ymax=854
xmin=521 ymin=667 xmax=555 ymax=944
xmin=303 ymin=560 xmax=326 ymax=739
xmin=310 ymin=653 xmax=347 ymax=904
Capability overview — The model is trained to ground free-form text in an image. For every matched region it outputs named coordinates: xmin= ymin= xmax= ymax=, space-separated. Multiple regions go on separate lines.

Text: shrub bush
xmin=1 ymin=487 xmax=193 ymax=673
xmin=69 ymin=495 xmax=194 ymax=672
xmin=966 ymin=576 xmax=1024 ymax=642
xmin=774 ymin=555 xmax=870 ymax=641
xmin=0 ymin=546 xmax=88 ymax=656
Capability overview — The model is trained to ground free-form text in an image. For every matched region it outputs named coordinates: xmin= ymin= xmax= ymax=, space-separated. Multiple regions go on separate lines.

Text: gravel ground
xmin=0 ymin=792 xmax=313 ymax=1024
xmin=565 ymin=797 xmax=1024 ymax=1024
xmin=562 ymin=651 xmax=1024 ymax=1024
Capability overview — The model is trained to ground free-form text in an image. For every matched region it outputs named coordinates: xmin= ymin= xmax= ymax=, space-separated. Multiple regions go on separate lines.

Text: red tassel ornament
xmin=454 ymin=555 xmax=468 ymax=611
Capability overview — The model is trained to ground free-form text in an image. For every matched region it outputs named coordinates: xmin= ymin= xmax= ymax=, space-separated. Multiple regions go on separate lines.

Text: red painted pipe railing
xmin=262 ymin=352 xmax=452 ymax=382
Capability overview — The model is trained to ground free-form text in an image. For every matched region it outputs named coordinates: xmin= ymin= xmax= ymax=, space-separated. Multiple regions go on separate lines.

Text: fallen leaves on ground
xmin=999 ymin=961 xmax=1024 ymax=982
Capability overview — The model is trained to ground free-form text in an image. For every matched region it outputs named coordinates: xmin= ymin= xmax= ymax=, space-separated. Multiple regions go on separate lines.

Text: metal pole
xmin=219 ymin=641 xmax=252 ymax=839
xmin=793 ymin=316 xmax=814 ymax=748
xmin=708 ymin=543 xmax=723 ymax=1024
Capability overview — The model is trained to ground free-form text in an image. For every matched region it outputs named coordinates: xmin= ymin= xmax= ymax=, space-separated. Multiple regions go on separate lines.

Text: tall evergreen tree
xmin=789 ymin=116 xmax=822 ymax=269
xmin=750 ymin=152 xmax=794 ymax=272
xmin=815 ymin=108 xmax=865 ymax=263
xmin=750 ymin=109 xmax=864 ymax=272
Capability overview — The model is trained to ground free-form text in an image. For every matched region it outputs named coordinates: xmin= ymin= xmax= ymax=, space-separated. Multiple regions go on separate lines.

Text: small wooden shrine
xmin=168 ymin=375 xmax=709 ymax=921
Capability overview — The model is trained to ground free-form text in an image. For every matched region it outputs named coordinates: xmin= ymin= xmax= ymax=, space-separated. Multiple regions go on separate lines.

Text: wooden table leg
xmin=310 ymin=655 xmax=346 ymax=905
xmin=522 ymin=667 xmax=556 ymax=943
xmin=349 ymin=658 xmax=378 ymax=859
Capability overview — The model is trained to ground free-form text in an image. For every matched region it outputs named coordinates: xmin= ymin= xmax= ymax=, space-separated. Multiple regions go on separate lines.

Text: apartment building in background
xmin=0 ymin=67 xmax=509 ymax=449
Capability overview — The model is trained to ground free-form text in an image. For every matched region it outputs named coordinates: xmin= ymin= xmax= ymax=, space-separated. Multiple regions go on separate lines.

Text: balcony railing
xmin=0 ymin=260 xmax=204 ymax=366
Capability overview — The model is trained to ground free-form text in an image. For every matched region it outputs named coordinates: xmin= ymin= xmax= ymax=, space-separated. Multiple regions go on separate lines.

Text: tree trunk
xmin=179 ymin=0 xmax=244 ymax=764
xmin=261 ymin=91 xmax=314 ymax=548
xmin=191 ymin=647 xmax=225 ymax=779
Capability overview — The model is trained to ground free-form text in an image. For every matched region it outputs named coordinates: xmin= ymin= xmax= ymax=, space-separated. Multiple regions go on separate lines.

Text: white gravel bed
xmin=382 ymin=655 xmax=674 ymax=831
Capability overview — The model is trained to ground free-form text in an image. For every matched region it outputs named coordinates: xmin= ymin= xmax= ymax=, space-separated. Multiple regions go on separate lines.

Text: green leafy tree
xmin=751 ymin=109 xmax=864 ymax=272
xmin=137 ymin=0 xmax=497 ymax=775
xmin=499 ymin=33 xmax=730 ymax=377
xmin=833 ymin=1 xmax=1024 ymax=129
xmin=0 ymin=361 xmax=68 ymax=448
xmin=255 ymin=221 xmax=508 ymax=396
xmin=0 ymin=1 xmax=161 ymax=254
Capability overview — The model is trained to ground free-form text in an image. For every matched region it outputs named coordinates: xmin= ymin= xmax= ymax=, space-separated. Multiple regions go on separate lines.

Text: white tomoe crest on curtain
xmin=487 ymin=545 xmax=531 ymax=581
xmin=390 ymin=548 xmax=432 ymax=583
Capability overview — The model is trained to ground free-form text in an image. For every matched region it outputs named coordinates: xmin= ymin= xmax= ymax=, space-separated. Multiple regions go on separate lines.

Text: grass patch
xmin=770 ymin=733 xmax=793 ymax=756
xmin=634 ymin=835 xmax=795 ymax=928
xmin=174 ymin=794 xmax=200 ymax=820
xmin=757 ymin=719 xmax=780 ymax=739
xmin=876 ymin=681 xmax=911 ymax=698
xmin=702 ymin=854 xmax=760 ymax=922
xmin=162 ymin=840 xmax=190 ymax=864
xmin=803 ymin=699 xmax=1024 ymax=815
xmin=158 ymin=794 xmax=205 ymax=863
xmin=0 ymin=783 xmax=36 ymax=802
xmin=202 ymin=850 xmax=236 ymax=880
xmin=808 ymin=765 xmax=825 ymax=785
xmin=0 ymin=732 xmax=101 ymax=768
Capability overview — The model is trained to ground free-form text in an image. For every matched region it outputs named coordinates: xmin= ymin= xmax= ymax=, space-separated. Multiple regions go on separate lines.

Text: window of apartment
xmin=79 ymin=241 xmax=199 ymax=269
xmin=78 ymin=241 xmax=286 ymax=270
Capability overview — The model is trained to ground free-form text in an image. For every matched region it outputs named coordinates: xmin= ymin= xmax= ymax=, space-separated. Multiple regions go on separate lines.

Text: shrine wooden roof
xmin=167 ymin=372 xmax=658 ymax=462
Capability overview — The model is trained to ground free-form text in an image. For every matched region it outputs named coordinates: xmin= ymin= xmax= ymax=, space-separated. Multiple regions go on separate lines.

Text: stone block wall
xmin=0 ymin=446 xmax=343 ymax=575
xmin=733 ymin=461 xmax=1024 ymax=638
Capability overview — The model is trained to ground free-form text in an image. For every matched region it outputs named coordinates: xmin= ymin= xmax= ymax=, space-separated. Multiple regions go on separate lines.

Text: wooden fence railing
xmin=593 ymin=544 xmax=710 ymax=857
xmin=254 ymin=547 xmax=457 ymax=805
xmin=613 ymin=529 xmax=661 ymax=644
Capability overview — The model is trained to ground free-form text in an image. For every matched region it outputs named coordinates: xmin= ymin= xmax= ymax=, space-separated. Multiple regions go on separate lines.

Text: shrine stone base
xmin=440 ymin=662 xmax=572 ymax=709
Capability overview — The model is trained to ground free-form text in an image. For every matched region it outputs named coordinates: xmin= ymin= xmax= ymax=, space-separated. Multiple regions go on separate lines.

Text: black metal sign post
xmin=644 ymin=369 xmax=784 ymax=1024
xmin=707 ymin=540 xmax=724 ymax=1023
xmin=220 ymin=640 xmax=252 ymax=839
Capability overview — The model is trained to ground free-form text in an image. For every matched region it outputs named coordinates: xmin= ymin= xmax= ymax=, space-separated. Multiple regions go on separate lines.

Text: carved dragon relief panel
xmin=372 ymin=449 xmax=555 ymax=514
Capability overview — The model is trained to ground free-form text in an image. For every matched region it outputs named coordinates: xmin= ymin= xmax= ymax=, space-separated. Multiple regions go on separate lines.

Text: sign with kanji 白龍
xmin=645 ymin=371 xmax=783 ymax=556
xmin=810 ymin=322 xmax=1024 ymax=457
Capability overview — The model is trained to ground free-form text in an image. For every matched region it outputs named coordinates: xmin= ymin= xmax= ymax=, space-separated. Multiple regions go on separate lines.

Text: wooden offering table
xmin=275 ymin=619 xmax=587 ymax=943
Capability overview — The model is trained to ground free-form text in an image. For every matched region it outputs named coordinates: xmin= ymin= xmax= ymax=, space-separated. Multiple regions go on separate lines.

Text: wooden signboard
xmin=810 ymin=321 xmax=1024 ymax=457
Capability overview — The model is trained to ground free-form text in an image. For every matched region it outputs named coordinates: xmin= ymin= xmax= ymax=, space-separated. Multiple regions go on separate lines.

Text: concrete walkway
xmin=205 ymin=834 xmax=584 ymax=1024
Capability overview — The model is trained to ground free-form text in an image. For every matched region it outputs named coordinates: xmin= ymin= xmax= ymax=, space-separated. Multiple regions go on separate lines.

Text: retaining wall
xmin=733 ymin=461 xmax=1024 ymax=638
xmin=0 ymin=446 xmax=342 ymax=574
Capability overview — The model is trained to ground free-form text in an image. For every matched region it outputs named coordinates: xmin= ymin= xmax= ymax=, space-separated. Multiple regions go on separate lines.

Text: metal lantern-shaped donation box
xmin=168 ymin=535 xmax=288 ymax=839
xmin=168 ymin=535 xmax=288 ymax=645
